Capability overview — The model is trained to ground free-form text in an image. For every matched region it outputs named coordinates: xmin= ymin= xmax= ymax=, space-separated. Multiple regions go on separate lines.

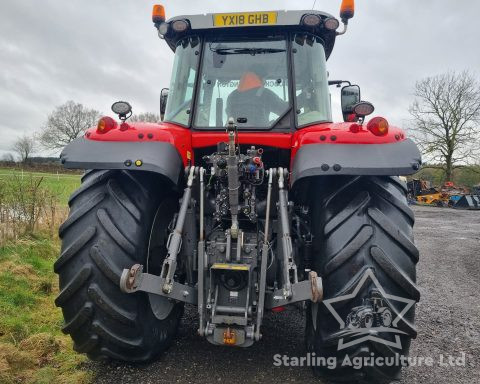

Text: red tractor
xmin=56 ymin=1 xmax=421 ymax=382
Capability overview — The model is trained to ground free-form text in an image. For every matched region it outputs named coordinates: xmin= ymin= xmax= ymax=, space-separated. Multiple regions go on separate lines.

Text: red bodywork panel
xmin=85 ymin=119 xmax=407 ymax=168
xmin=290 ymin=122 xmax=406 ymax=158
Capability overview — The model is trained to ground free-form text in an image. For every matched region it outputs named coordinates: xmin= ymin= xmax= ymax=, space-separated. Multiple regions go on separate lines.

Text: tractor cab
xmin=154 ymin=9 xmax=345 ymax=131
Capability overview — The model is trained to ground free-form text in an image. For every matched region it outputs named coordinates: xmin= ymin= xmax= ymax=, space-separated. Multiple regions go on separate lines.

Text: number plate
xmin=213 ymin=12 xmax=278 ymax=27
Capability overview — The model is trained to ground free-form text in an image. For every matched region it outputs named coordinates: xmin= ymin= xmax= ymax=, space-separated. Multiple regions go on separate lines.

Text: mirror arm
xmin=336 ymin=22 xmax=348 ymax=36
xmin=329 ymin=80 xmax=351 ymax=87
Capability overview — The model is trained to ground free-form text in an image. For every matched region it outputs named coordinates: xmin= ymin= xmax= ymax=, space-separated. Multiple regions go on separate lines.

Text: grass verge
xmin=0 ymin=168 xmax=80 ymax=204
xmin=0 ymin=233 xmax=92 ymax=384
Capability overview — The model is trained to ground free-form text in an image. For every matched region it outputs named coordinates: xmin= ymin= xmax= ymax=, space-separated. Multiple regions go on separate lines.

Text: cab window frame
xmin=163 ymin=35 xmax=202 ymax=128
xmin=291 ymin=33 xmax=332 ymax=129
xmin=191 ymin=32 xmax=295 ymax=132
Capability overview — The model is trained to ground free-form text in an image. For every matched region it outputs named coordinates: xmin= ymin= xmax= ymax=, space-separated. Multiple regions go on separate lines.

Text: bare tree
xmin=409 ymin=71 xmax=480 ymax=181
xmin=12 ymin=135 xmax=36 ymax=163
xmin=130 ymin=112 xmax=160 ymax=123
xmin=40 ymin=101 xmax=101 ymax=150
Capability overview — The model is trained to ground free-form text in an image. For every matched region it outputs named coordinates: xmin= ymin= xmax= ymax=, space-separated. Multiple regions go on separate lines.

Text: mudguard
xmin=291 ymin=139 xmax=422 ymax=186
xmin=60 ymin=138 xmax=183 ymax=186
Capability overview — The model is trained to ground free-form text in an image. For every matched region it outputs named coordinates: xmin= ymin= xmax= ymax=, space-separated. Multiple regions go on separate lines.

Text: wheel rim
xmin=347 ymin=313 xmax=360 ymax=329
xmin=382 ymin=310 xmax=392 ymax=327
xmin=363 ymin=314 xmax=373 ymax=328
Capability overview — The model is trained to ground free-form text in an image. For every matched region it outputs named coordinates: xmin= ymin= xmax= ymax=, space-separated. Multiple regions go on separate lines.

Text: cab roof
xmin=163 ymin=10 xmax=338 ymax=60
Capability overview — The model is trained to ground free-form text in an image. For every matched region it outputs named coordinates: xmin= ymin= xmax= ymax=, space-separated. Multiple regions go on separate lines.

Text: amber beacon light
xmin=152 ymin=4 xmax=166 ymax=25
xmin=340 ymin=0 xmax=355 ymax=22
xmin=96 ymin=117 xmax=117 ymax=134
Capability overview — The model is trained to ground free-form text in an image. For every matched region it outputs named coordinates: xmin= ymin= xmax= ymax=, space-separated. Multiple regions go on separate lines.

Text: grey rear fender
xmin=60 ymin=138 xmax=184 ymax=187
xmin=291 ymin=139 xmax=422 ymax=187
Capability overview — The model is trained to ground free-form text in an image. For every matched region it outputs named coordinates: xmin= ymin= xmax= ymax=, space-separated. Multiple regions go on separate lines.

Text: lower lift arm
xmin=120 ymin=166 xmax=199 ymax=305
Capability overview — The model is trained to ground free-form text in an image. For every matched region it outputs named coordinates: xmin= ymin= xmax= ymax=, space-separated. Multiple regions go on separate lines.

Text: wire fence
xmin=0 ymin=170 xmax=80 ymax=180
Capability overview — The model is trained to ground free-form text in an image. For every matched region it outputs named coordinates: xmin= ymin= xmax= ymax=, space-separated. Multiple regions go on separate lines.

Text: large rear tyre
xmin=54 ymin=170 xmax=182 ymax=362
xmin=305 ymin=176 xmax=420 ymax=383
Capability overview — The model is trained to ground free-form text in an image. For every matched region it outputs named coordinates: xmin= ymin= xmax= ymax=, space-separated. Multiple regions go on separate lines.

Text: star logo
xmin=323 ymin=268 xmax=415 ymax=351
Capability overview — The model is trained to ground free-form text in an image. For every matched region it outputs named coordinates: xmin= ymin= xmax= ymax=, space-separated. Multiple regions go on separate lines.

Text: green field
xmin=0 ymin=168 xmax=81 ymax=205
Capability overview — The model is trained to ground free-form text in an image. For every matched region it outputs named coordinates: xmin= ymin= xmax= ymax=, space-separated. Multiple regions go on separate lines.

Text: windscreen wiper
xmin=213 ymin=48 xmax=286 ymax=55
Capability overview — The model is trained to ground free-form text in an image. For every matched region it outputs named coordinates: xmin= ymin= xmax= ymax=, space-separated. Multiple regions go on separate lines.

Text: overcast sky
xmin=1 ymin=0 xmax=479 ymax=157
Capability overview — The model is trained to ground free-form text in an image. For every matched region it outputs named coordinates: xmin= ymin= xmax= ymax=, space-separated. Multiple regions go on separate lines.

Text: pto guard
xmin=60 ymin=137 xmax=183 ymax=186
xmin=291 ymin=139 xmax=422 ymax=186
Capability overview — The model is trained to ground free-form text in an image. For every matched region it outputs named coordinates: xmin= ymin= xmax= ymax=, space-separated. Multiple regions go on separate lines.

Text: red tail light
xmin=367 ymin=117 xmax=389 ymax=136
xmin=97 ymin=116 xmax=117 ymax=134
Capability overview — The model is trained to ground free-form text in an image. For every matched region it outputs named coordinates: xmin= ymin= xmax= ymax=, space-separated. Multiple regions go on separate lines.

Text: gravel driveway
xmin=92 ymin=205 xmax=480 ymax=384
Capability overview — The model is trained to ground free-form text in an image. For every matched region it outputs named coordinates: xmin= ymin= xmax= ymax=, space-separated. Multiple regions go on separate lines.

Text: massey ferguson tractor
xmin=55 ymin=1 xmax=421 ymax=382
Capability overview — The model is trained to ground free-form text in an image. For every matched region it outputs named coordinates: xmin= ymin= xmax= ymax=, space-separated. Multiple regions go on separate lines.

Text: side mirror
xmin=160 ymin=88 xmax=169 ymax=121
xmin=341 ymin=84 xmax=360 ymax=122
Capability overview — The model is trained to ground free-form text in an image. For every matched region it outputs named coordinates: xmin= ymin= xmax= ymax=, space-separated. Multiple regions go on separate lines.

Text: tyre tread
xmin=324 ymin=191 xmax=371 ymax=236
xmin=54 ymin=226 xmax=96 ymax=272
xmin=59 ymin=192 xmax=105 ymax=238
xmin=87 ymin=283 xmax=137 ymax=325
xmin=62 ymin=302 xmax=94 ymax=335
xmin=107 ymin=179 xmax=142 ymax=223
xmin=368 ymin=207 xmax=419 ymax=262
xmin=97 ymin=208 xmax=136 ymax=256
xmin=90 ymin=245 xmax=122 ymax=285
xmin=324 ymin=225 xmax=373 ymax=275
xmin=55 ymin=265 xmax=92 ymax=307
xmin=371 ymin=246 xmax=420 ymax=301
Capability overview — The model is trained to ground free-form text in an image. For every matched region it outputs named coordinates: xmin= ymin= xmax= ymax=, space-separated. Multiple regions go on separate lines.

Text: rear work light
xmin=171 ymin=19 xmax=189 ymax=33
xmin=158 ymin=22 xmax=169 ymax=36
xmin=97 ymin=116 xmax=117 ymax=134
xmin=302 ymin=14 xmax=322 ymax=27
xmin=367 ymin=117 xmax=389 ymax=136
xmin=324 ymin=17 xmax=340 ymax=31
xmin=353 ymin=102 xmax=375 ymax=117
